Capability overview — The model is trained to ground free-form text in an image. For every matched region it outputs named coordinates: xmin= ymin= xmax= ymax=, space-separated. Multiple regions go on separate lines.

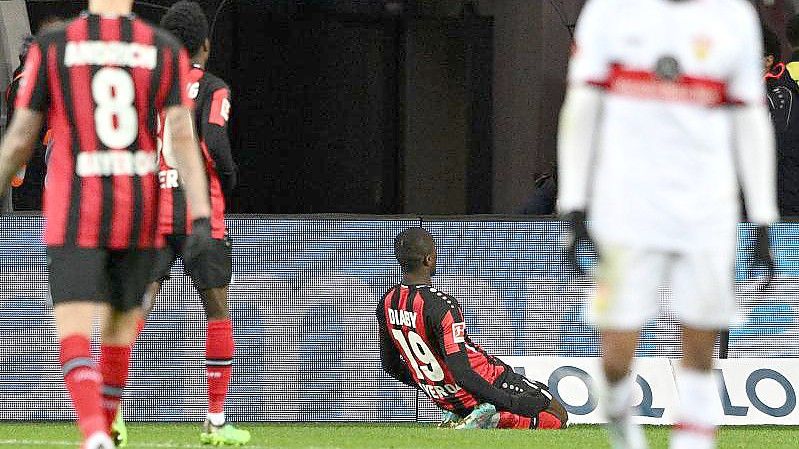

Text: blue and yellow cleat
xmin=200 ymin=420 xmax=251 ymax=446
xmin=455 ymin=403 xmax=500 ymax=430
xmin=110 ymin=405 xmax=128 ymax=447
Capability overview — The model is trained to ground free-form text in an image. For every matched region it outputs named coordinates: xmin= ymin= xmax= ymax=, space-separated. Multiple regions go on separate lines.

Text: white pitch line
xmin=0 ymin=440 xmax=295 ymax=449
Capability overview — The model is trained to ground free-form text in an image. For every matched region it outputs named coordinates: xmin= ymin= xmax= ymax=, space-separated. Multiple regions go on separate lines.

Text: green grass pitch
xmin=0 ymin=422 xmax=798 ymax=449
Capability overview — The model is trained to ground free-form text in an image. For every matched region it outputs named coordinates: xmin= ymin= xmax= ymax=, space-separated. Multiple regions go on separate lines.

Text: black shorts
xmin=150 ymin=234 xmax=232 ymax=290
xmin=48 ymin=246 xmax=157 ymax=311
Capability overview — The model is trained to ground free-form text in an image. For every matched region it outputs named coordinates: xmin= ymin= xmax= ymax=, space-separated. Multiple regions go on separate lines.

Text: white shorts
xmin=589 ymin=243 xmax=736 ymax=330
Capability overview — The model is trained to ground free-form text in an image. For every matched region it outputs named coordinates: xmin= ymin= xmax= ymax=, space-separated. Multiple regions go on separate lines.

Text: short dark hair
xmin=394 ymin=228 xmax=434 ymax=273
xmin=763 ymin=24 xmax=781 ymax=59
xmin=787 ymin=14 xmax=799 ymax=48
xmin=160 ymin=1 xmax=209 ymax=57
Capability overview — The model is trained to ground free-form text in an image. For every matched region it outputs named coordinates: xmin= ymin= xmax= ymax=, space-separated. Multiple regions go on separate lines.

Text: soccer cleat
xmin=200 ymin=420 xmax=251 ymax=446
xmin=606 ymin=414 xmax=648 ymax=449
xmin=81 ymin=432 xmax=115 ymax=449
xmin=438 ymin=411 xmax=460 ymax=428
xmin=455 ymin=403 xmax=499 ymax=430
xmin=110 ymin=405 xmax=128 ymax=447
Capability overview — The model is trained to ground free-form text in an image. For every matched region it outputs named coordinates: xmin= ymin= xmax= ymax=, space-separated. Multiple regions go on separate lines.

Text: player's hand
xmin=509 ymin=390 xmax=551 ymax=418
xmin=564 ymin=210 xmax=594 ymax=275
xmin=183 ymin=217 xmax=214 ymax=266
xmin=750 ymin=224 xmax=775 ymax=289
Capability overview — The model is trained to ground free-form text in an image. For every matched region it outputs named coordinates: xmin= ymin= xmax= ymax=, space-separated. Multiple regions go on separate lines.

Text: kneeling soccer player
xmin=377 ymin=227 xmax=568 ymax=430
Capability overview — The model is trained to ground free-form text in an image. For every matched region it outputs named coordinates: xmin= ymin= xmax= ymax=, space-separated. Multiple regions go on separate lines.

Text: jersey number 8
xmin=391 ymin=329 xmax=445 ymax=382
xmin=92 ymin=67 xmax=137 ymax=149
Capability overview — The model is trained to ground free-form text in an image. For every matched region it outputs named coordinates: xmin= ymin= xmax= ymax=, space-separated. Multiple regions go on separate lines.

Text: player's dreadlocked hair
xmin=394 ymin=228 xmax=435 ymax=273
xmin=160 ymin=1 xmax=209 ymax=57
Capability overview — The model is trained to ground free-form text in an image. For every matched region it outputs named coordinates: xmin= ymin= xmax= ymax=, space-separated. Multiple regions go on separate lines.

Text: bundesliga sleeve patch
xmin=451 ymin=322 xmax=466 ymax=344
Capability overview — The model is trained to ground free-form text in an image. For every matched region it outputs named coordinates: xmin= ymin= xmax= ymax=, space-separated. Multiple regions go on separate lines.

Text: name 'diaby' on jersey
xmin=388 ymin=309 xmax=417 ymax=329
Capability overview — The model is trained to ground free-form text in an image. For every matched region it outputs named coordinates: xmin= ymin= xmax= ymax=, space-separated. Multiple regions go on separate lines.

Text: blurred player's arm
xmin=163 ymin=45 xmax=211 ymax=220
xmin=557 ymin=86 xmax=603 ymax=215
xmin=167 ymin=105 xmax=211 ymax=219
xmin=557 ymin=0 xmax=608 ymax=216
xmin=376 ymin=305 xmax=419 ymax=389
xmin=0 ymin=41 xmax=47 ymax=195
xmin=0 ymin=109 xmax=43 ymax=189
xmin=729 ymin=6 xmax=778 ymax=226
xmin=201 ymin=86 xmax=237 ymax=196
xmin=729 ymin=2 xmax=779 ymax=279
xmin=734 ymin=106 xmax=778 ymax=224
xmin=433 ymin=302 xmax=547 ymax=417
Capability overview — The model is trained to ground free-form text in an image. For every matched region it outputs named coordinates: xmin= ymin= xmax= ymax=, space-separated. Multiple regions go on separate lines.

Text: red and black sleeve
xmin=162 ymin=43 xmax=191 ymax=109
xmin=376 ymin=302 xmax=418 ymax=389
xmin=201 ymin=83 xmax=237 ymax=195
xmin=428 ymin=296 xmax=537 ymax=417
xmin=14 ymin=41 xmax=49 ymax=112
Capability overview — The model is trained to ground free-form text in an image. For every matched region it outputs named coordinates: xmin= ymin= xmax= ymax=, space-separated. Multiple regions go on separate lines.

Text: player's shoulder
xmin=417 ymin=285 xmax=459 ymax=309
xmin=34 ymin=20 xmax=70 ymax=46
xmin=201 ymin=70 xmax=230 ymax=93
xmin=712 ymin=0 xmax=758 ymax=23
xmin=579 ymin=0 xmax=625 ymax=16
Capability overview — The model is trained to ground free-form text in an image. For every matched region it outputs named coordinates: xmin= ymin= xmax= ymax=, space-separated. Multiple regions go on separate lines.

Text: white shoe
xmin=82 ymin=432 xmax=115 ymax=449
xmin=606 ymin=415 xmax=648 ymax=449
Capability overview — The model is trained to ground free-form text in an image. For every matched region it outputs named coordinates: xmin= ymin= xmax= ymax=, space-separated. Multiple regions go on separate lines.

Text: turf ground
xmin=0 ymin=423 xmax=797 ymax=449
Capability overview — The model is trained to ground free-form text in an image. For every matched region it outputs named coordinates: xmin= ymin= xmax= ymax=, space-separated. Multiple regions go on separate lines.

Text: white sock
xmin=603 ymin=374 xmax=634 ymax=420
xmin=670 ymin=367 xmax=719 ymax=449
xmin=207 ymin=412 xmax=226 ymax=427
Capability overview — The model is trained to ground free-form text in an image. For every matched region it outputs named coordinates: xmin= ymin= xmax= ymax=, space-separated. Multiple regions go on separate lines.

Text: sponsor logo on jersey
xmin=65 ymin=41 xmax=157 ymax=69
xmin=693 ymin=36 xmax=712 ymax=61
xmin=452 ymin=322 xmax=466 ymax=344
xmin=76 ymin=150 xmax=158 ymax=177
xmin=655 ymin=56 xmax=680 ymax=81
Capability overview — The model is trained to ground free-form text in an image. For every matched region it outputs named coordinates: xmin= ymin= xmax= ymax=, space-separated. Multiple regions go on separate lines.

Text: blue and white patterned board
xmin=0 ymin=216 xmax=796 ymax=422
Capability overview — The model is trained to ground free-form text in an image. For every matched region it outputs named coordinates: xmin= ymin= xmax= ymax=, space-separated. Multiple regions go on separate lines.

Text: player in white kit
xmin=558 ymin=1 xmax=777 ymax=449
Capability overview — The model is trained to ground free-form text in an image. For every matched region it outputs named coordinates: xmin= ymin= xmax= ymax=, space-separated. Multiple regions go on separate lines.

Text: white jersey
xmin=568 ymin=0 xmax=768 ymax=250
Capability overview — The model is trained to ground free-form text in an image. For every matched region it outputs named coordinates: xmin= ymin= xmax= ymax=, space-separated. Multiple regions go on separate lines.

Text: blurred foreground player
xmin=559 ymin=1 xmax=777 ymax=449
xmin=378 ymin=228 xmax=568 ymax=430
xmin=116 ymin=2 xmax=248 ymax=447
xmin=0 ymin=0 xmax=213 ymax=448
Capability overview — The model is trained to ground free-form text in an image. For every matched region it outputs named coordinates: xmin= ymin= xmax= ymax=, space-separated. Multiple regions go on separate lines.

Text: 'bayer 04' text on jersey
xmin=569 ymin=0 xmax=765 ymax=250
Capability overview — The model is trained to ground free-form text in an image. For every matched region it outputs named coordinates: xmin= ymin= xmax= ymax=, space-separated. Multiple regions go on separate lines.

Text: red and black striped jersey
xmin=15 ymin=12 xmax=191 ymax=249
xmin=156 ymin=66 xmax=232 ymax=239
xmin=377 ymin=284 xmax=511 ymax=416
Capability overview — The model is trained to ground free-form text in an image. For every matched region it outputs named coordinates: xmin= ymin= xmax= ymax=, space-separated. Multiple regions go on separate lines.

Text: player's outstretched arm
xmin=166 ymin=105 xmax=211 ymax=219
xmin=0 ymin=108 xmax=43 ymax=192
